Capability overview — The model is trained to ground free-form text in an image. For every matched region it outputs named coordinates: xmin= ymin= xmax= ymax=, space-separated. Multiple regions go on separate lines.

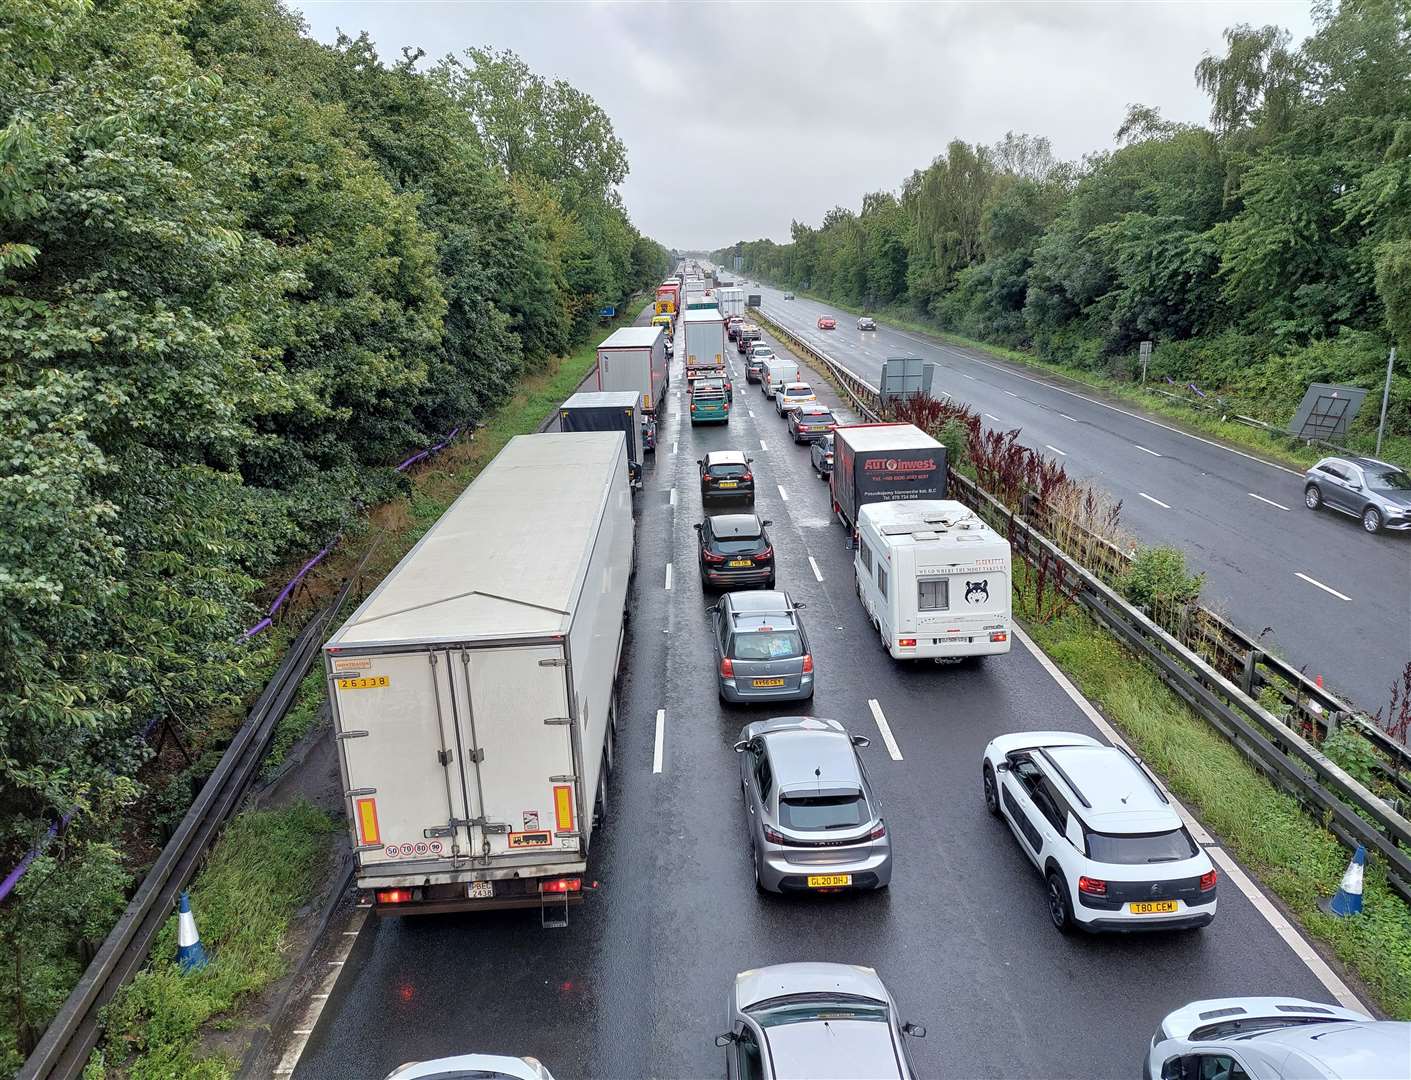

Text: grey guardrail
xmin=749 ymin=306 xmax=1411 ymax=898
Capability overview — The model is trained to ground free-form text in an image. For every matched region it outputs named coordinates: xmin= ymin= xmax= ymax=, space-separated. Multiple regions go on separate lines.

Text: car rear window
xmin=715 ymin=535 xmax=765 ymax=554
xmin=779 ymin=794 xmax=866 ymax=831
xmin=732 ymin=630 xmax=802 ymax=660
xmin=785 ymin=385 xmax=813 ymax=395
xmin=1084 ymin=828 xmax=1198 ymax=864
xmin=708 ymin=463 xmax=748 ymax=478
xmin=798 ymin=411 xmax=834 ymax=425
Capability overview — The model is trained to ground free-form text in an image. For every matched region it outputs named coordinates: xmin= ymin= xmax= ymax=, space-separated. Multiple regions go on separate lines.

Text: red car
xmin=817 ymin=316 xmax=836 ymax=330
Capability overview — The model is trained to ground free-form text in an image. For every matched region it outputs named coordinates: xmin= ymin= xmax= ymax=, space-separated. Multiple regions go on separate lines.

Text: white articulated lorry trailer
xmin=324 ymin=432 xmax=634 ymax=923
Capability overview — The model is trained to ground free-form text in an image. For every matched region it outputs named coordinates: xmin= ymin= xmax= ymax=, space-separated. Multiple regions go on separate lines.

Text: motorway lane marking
xmin=1011 ymin=624 xmax=1366 ymax=1012
xmin=669 ymin=487 xmax=676 ymax=506
xmin=671 ymin=440 xmax=678 ymax=454
xmin=961 ymin=372 xmax=976 ymax=380
xmin=777 ymin=484 xmax=790 ymax=502
xmin=1059 ymin=413 xmax=1079 ymax=422
xmin=759 ymin=439 xmax=768 ymax=451
xmin=748 ymin=408 xmax=755 ymax=417
xmin=1135 ymin=444 xmax=1163 ymax=457
xmin=273 ymin=905 xmax=370 ymax=1074
xmin=808 ymin=556 xmax=824 ymax=582
xmin=1295 ymin=572 xmax=1351 ymax=602
xmin=664 ymin=562 xmax=673 ymax=590
xmin=1139 ymin=492 xmax=1172 ymax=509
xmin=1248 ymin=492 xmax=1291 ymax=511
xmin=984 ymin=413 xmax=1002 ymax=423
xmin=1004 ymin=390 xmax=1018 ymax=397
xmin=1045 ymin=444 xmax=1067 ymax=456
xmin=653 ymin=709 xmax=666 ymax=773
xmin=867 ymin=700 xmax=904 ymax=760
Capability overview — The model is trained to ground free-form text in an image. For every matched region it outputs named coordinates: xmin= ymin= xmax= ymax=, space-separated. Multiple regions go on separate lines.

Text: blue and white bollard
xmin=177 ymin=891 xmax=208 ymax=972
xmin=1318 ymin=844 xmax=1365 ymax=918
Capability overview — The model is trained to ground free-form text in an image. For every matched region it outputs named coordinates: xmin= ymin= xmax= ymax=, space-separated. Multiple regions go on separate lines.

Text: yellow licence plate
xmin=728 ymin=559 xmax=752 ymax=567
xmin=1129 ymin=900 xmax=1179 ymax=914
xmin=753 ymin=678 xmax=786 ymax=688
xmin=717 ymin=481 xmax=737 ymax=488
xmin=807 ymin=874 xmax=852 ymax=888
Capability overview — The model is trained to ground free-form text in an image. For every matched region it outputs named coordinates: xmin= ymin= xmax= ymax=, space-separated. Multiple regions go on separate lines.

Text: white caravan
xmin=855 ymin=499 xmax=1012 ymax=661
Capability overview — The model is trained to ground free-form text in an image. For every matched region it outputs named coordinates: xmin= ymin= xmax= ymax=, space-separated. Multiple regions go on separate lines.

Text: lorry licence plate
xmin=467 ymin=880 xmax=494 ymax=900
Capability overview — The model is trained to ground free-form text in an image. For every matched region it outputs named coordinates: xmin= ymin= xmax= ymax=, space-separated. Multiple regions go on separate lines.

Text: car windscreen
xmin=1365 ymin=465 xmax=1411 ymax=491
xmin=732 ymin=630 xmax=802 ymax=660
xmin=708 ymin=463 xmax=748 ymax=478
xmin=1083 ymin=828 xmax=1197 ymax=864
xmin=779 ymin=793 xmax=866 ymax=831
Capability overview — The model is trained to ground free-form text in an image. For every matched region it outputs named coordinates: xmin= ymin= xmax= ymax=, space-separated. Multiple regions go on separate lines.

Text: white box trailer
xmin=855 ymin=499 xmax=1012 ymax=661
xmin=717 ymin=286 xmax=745 ymax=318
xmin=324 ymin=432 xmax=634 ymax=921
xmin=595 ymin=326 xmax=667 ymax=423
xmin=682 ymin=307 xmax=727 ymax=374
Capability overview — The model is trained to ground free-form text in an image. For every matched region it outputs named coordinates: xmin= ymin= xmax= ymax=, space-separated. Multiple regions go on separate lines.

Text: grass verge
xmin=87 ymin=803 xmax=335 ymax=1079
xmin=1013 ymin=562 xmax=1411 ymax=1019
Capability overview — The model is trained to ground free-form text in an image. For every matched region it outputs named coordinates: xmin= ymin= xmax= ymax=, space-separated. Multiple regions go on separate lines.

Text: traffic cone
xmin=177 ymin=891 xmax=208 ymax=972
xmin=1318 ymin=845 xmax=1365 ymax=918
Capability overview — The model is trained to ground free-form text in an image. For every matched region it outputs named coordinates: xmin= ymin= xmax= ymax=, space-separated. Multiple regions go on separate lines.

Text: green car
xmin=690 ymin=384 xmax=730 ymax=425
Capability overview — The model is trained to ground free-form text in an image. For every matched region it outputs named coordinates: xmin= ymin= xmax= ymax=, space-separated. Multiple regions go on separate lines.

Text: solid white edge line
xmin=1248 ymin=492 xmax=1291 ymax=511
xmin=653 ymin=708 xmax=665 ymax=773
xmin=867 ymin=698 xmax=904 ymax=761
xmin=1011 ymin=624 xmax=1365 ymax=1012
xmin=274 ymin=909 xmax=369 ymax=1075
xmin=1045 ymin=444 xmax=1067 ymax=456
xmin=1295 ymin=571 xmax=1352 ymax=602
xmin=1139 ymin=492 xmax=1172 ymax=509
xmin=664 ymin=563 xmax=672 ymax=591
xmin=808 ymin=555 xmax=824 ymax=582
xmin=778 ymin=484 xmax=790 ymax=502
xmin=1135 ymin=444 xmax=1163 ymax=457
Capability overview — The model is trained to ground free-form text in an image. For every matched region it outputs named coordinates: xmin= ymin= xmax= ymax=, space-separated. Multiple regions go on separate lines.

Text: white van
xmin=855 ymin=499 xmax=1012 ymax=661
xmin=761 ymin=358 xmax=800 ymax=399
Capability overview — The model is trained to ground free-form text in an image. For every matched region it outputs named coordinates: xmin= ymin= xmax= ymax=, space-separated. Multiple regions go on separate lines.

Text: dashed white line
xmin=1004 ymin=390 xmax=1018 ymax=398
xmin=1045 ymin=444 xmax=1067 ymax=456
xmin=747 ymin=409 xmax=755 ymax=417
xmin=669 ymin=487 xmax=676 ymax=506
xmin=1135 ymin=444 xmax=1163 ymax=457
xmin=808 ymin=556 xmax=824 ymax=582
xmin=777 ymin=484 xmax=790 ymax=502
xmin=671 ymin=440 xmax=678 ymax=454
xmin=1139 ymin=492 xmax=1171 ymax=509
xmin=1295 ymin=572 xmax=1351 ymax=602
xmin=653 ymin=708 xmax=665 ymax=773
xmin=867 ymin=699 xmax=904 ymax=761
xmin=984 ymin=413 xmax=1002 ymax=423
xmin=1059 ymin=413 xmax=1079 ymax=422
xmin=961 ymin=372 xmax=976 ymax=380
xmin=664 ymin=563 xmax=673 ymax=591
xmin=759 ymin=439 xmax=768 ymax=451
xmin=1248 ymin=492 xmax=1291 ymax=511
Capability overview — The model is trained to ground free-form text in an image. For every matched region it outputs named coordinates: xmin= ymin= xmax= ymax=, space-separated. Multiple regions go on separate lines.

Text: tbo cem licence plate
xmin=728 ymin=559 xmax=752 ymax=567
xmin=807 ymin=874 xmax=852 ymax=888
xmin=1129 ymin=900 xmax=1178 ymax=914
xmin=753 ymin=678 xmax=786 ymax=688
xmin=467 ymin=880 xmax=494 ymax=899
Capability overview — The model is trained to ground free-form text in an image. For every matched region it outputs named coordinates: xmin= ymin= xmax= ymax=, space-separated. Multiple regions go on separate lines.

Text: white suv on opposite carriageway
xmin=981 ymin=731 xmax=1217 ymax=934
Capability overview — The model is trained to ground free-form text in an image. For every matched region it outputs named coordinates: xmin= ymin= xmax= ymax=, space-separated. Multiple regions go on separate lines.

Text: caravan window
xmin=918 ymin=578 xmax=949 ymax=612
xmin=877 ymin=565 xmax=888 ymax=598
xmin=859 ymin=542 xmax=873 ymax=574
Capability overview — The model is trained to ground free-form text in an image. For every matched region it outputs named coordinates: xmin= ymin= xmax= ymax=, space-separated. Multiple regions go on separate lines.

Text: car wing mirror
xmin=708 ymin=605 xmax=719 ymax=614
xmin=794 ymin=602 xmax=806 ymax=609
xmin=715 ymin=1032 xmax=738 ymax=1047
xmin=693 ymin=523 xmax=703 ymax=531
xmin=902 ymin=1022 xmax=926 ymax=1039
xmin=995 ymin=761 xmax=1010 ymax=773
xmin=851 ymin=734 xmax=871 ymax=749
xmin=761 ymin=519 xmax=773 ymax=527
xmin=733 ymin=740 xmax=750 ymax=753
xmin=746 ymin=458 xmax=754 ymax=464
xmin=696 ymin=458 xmax=704 ymax=465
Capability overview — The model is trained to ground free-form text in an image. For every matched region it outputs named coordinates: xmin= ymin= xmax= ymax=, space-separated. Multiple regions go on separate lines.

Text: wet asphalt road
xmin=752 ymin=284 xmax=1411 ymax=717
xmin=294 ymin=313 xmax=1338 ymax=1080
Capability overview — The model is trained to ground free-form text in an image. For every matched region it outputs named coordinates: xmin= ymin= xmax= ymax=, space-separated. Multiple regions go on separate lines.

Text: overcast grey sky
xmin=288 ymin=1 xmax=1316 ymax=250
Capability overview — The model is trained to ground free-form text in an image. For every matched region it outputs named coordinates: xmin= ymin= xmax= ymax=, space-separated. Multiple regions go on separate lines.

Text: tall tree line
xmin=717 ymin=0 xmax=1409 ymax=447
xmin=0 ymin=0 xmax=670 ymax=848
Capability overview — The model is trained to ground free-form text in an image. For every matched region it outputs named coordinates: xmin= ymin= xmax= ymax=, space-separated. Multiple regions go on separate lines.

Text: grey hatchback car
xmin=717 ymin=963 xmax=924 ymax=1080
xmin=734 ymin=717 xmax=891 ymax=893
xmin=1303 ymin=455 xmax=1411 ymax=533
xmin=711 ymin=591 xmax=814 ymax=703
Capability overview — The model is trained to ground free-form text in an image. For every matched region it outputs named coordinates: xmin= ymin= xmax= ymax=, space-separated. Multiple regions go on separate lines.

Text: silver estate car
xmin=711 ymin=591 xmax=814 ymax=703
xmin=734 ymin=717 xmax=891 ymax=893
xmin=717 ymin=963 xmax=924 ymax=1080
xmin=1143 ymin=997 xmax=1408 ymax=1080
xmin=1303 ymin=455 xmax=1411 ymax=532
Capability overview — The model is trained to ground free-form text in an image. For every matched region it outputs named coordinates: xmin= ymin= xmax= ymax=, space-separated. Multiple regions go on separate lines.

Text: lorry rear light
xmin=898 ymin=638 xmax=917 ymax=648
xmin=1199 ymin=869 xmax=1218 ymax=891
xmin=990 ymin=631 xmax=1008 ymax=643
xmin=801 ymin=654 xmax=813 ymax=673
xmin=541 ymin=877 xmax=581 ymax=894
xmin=868 ymin=820 xmax=887 ymax=840
xmin=376 ymin=888 xmax=416 ymax=905
xmin=1078 ymin=876 xmax=1107 ymax=896
xmin=719 ymin=657 xmax=734 ymax=677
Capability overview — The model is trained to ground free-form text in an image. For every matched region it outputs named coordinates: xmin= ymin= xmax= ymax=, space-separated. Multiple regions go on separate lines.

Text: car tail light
xmin=1199 ymin=869 xmax=1218 ymax=891
xmin=898 ymin=638 xmax=917 ymax=649
xmin=990 ymin=631 xmax=1008 ymax=643
xmin=376 ymin=888 xmax=416 ymax=905
xmin=757 ymin=546 xmax=773 ymax=560
xmin=801 ymin=654 xmax=813 ymax=674
xmin=541 ymin=877 xmax=581 ymax=894
xmin=719 ymin=657 xmax=734 ymax=678
xmin=741 ymin=472 xmax=752 ymax=483
xmin=1078 ymin=876 xmax=1107 ymax=896
xmin=763 ymin=825 xmax=785 ymax=845
xmin=868 ymin=820 xmax=887 ymax=840
xmin=702 ymin=549 xmax=725 ymax=564
xmin=690 ymin=403 xmax=697 ymax=412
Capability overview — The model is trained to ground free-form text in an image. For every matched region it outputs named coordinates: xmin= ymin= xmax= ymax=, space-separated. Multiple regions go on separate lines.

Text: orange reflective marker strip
xmin=356 ymin=798 xmax=380 ymax=846
xmin=553 ymin=785 xmax=574 ymax=833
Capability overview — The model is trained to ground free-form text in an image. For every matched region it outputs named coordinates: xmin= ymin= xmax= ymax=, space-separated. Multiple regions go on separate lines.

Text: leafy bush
xmin=1118 ymin=546 xmax=1205 ymax=610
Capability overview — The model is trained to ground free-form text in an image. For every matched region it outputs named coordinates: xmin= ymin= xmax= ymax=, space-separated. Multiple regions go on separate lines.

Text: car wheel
xmin=1046 ymin=871 xmax=1076 ymax=935
xmin=983 ymin=763 xmax=1000 ymax=817
xmin=1304 ymin=484 xmax=1322 ymax=510
xmin=1362 ymin=506 xmax=1383 ymax=533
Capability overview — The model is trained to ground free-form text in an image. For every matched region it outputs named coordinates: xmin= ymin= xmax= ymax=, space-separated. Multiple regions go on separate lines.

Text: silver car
xmin=1303 ymin=455 xmax=1411 ymax=532
xmin=711 ymin=591 xmax=814 ymax=703
xmin=734 ymin=717 xmax=891 ymax=893
xmin=385 ymin=1054 xmax=555 ymax=1080
xmin=1143 ymin=997 xmax=1407 ymax=1080
xmin=716 ymin=962 xmax=924 ymax=1079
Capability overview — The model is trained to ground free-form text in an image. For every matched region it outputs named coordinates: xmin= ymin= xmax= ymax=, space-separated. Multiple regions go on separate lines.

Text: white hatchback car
xmin=775 ymin=382 xmax=817 ymax=415
xmin=981 ymin=731 xmax=1217 ymax=933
